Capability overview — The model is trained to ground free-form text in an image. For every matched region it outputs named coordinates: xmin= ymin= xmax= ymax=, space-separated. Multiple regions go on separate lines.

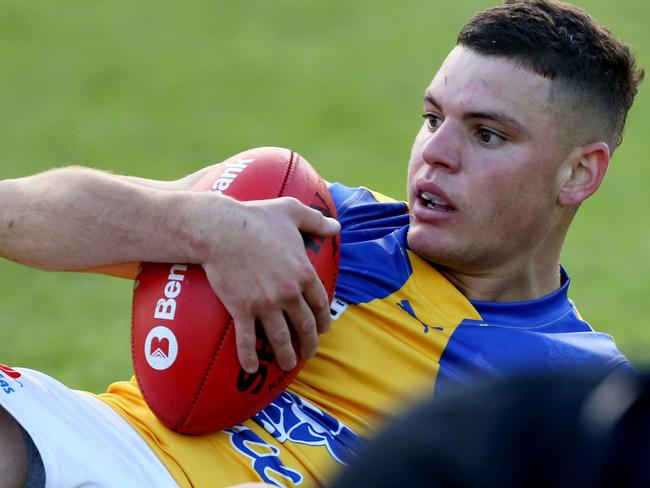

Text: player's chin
xmin=406 ymin=225 xmax=456 ymax=264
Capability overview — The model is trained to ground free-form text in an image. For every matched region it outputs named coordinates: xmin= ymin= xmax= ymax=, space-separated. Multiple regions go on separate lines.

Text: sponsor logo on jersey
xmin=226 ymin=391 xmax=361 ymax=486
xmin=255 ymin=392 xmax=361 ymax=463
xmin=397 ymin=299 xmax=443 ymax=333
xmin=226 ymin=425 xmax=304 ymax=487
xmin=145 ymin=326 xmax=178 ymax=370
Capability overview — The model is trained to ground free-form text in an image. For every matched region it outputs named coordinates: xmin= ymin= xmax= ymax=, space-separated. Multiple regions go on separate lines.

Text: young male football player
xmin=0 ymin=1 xmax=644 ymax=486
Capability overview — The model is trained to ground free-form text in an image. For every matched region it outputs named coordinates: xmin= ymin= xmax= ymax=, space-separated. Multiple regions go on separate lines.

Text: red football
xmin=131 ymin=147 xmax=339 ymax=435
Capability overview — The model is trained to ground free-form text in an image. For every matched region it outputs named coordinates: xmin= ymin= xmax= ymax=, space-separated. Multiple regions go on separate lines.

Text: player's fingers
xmin=303 ymin=276 xmax=332 ymax=334
xmin=292 ymin=200 xmax=340 ymax=237
xmin=232 ymin=315 xmax=259 ymax=374
xmin=261 ymin=310 xmax=298 ymax=372
xmin=284 ymin=297 xmax=319 ymax=360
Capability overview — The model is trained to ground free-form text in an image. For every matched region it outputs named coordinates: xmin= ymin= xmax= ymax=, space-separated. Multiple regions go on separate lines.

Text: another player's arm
xmin=0 ymin=166 xmax=339 ymax=372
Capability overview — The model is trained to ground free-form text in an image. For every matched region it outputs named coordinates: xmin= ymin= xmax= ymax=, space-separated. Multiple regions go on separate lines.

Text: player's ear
xmin=557 ymin=141 xmax=610 ymax=206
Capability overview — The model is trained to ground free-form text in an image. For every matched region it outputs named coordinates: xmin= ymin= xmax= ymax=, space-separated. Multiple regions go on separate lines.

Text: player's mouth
xmin=411 ymin=186 xmax=457 ymax=224
xmin=419 ymin=191 xmax=456 ymax=213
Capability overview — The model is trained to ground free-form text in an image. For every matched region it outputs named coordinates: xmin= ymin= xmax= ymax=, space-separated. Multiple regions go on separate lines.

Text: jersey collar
xmin=468 ymin=268 xmax=573 ymax=327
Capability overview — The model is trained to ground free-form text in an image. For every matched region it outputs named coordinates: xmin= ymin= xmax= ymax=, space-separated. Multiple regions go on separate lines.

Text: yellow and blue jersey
xmin=98 ymin=184 xmax=631 ymax=487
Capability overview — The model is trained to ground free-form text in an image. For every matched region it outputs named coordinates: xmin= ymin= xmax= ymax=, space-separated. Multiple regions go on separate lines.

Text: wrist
xmin=178 ymin=191 xmax=238 ymax=266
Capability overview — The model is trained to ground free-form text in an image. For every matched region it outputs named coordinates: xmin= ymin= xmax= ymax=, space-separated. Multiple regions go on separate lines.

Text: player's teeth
xmin=427 ymin=202 xmax=453 ymax=212
xmin=421 ymin=191 xmax=448 ymax=206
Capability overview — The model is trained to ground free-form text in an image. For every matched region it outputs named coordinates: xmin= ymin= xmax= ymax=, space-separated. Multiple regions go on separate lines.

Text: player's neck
xmin=439 ymin=262 xmax=563 ymax=303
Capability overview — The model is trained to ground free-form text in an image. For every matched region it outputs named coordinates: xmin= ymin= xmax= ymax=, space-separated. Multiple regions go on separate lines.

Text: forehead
xmin=425 ymin=46 xmax=556 ymax=128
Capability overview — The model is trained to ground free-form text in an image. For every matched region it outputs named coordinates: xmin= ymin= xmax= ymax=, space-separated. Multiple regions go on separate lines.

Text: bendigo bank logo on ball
xmin=145 ymin=326 xmax=178 ymax=370
xmin=143 ymin=263 xmax=187 ymax=370
xmin=211 ymin=158 xmax=255 ymax=195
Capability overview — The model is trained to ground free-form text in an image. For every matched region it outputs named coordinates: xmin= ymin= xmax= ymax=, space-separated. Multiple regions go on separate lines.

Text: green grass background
xmin=0 ymin=0 xmax=648 ymax=392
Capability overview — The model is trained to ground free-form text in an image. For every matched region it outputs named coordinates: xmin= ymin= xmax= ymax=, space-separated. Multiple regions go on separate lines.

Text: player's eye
xmin=422 ymin=113 xmax=442 ymax=131
xmin=475 ymin=128 xmax=505 ymax=145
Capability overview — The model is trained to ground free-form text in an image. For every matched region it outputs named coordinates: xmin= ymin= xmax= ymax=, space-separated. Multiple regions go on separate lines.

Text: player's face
xmin=407 ymin=46 xmax=572 ymax=274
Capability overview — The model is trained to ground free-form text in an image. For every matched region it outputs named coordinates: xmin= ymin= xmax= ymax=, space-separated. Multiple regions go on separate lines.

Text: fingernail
xmin=327 ymin=218 xmax=340 ymax=232
xmin=244 ymin=361 xmax=258 ymax=374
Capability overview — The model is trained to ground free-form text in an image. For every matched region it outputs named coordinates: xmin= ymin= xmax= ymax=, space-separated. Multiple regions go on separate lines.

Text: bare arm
xmin=0 ymin=166 xmax=205 ymax=270
xmin=117 ymin=162 xmax=222 ymax=192
xmin=0 ymin=166 xmax=340 ymax=372
xmin=85 ymin=164 xmax=225 ymax=277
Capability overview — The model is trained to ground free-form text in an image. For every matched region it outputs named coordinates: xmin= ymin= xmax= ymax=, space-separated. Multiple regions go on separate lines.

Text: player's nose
xmin=421 ymin=121 xmax=461 ymax=173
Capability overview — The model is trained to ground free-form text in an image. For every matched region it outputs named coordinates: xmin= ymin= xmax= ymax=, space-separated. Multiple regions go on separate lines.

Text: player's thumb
xmin=297 ymin=205 xmax=340 ymax=237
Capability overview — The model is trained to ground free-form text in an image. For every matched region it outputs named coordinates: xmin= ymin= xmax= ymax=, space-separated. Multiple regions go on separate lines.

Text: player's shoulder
xmin=328 ymin=182 xmax=404 ymax=207
xmin=326 ymin=183 xmax=413 ymax=304
xmin=328 ymin=183 xmax=409 ymax=234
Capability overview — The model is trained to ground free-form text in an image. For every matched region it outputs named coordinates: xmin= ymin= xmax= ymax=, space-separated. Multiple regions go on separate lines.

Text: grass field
xmin=1 ymin=0 xmax=649 ymax=392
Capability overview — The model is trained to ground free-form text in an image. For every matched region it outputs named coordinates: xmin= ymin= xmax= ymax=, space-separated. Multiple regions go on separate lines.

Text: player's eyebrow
xmin=424 ymin=93 xmax=528 ymax=135
xmin=464 ymin=110 xmax=527 ymax=134
xmin=424 ymin=94 xmax=440 ymax=110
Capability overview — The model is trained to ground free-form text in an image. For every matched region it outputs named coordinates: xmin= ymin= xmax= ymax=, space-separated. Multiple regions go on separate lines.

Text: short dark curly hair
xmin=458 ymin=0 xmax=644 ymax=151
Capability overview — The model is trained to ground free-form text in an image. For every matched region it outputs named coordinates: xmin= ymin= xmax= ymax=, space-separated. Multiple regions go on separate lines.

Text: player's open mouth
xmin=420 ymin=191 xmax=455 ymax=212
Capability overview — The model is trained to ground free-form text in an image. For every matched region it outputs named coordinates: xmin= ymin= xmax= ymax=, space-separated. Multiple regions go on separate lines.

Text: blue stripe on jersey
xmin=434 ymin=324 xmax=633 ymax=397
xmin=435 ymin=268 xmax=633 ymax=396
xmin=329 ymin=183 xmax=411 ymax=305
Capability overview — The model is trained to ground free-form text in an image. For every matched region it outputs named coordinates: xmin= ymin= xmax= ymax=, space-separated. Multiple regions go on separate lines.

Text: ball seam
xmin=278 ymin=150 xmax=298 ymax=197
xmin=182 ymin=317 xmax=232 ymax=432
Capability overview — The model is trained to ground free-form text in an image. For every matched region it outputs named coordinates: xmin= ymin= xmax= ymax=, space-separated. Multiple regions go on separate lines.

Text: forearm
xmin=0 ymin=166 xmax=213 ymax=271
xmin=118 ymin=164 xmax=218 ymax=191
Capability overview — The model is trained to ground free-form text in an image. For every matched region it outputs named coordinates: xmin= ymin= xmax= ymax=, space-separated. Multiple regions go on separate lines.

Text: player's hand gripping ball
xmin=131 ymin=147 xmax=339 ymax=435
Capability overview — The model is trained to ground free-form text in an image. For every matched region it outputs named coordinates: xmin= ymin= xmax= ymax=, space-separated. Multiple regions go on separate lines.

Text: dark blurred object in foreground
xmin=332 ymin=369 xmax=650 ymax=487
